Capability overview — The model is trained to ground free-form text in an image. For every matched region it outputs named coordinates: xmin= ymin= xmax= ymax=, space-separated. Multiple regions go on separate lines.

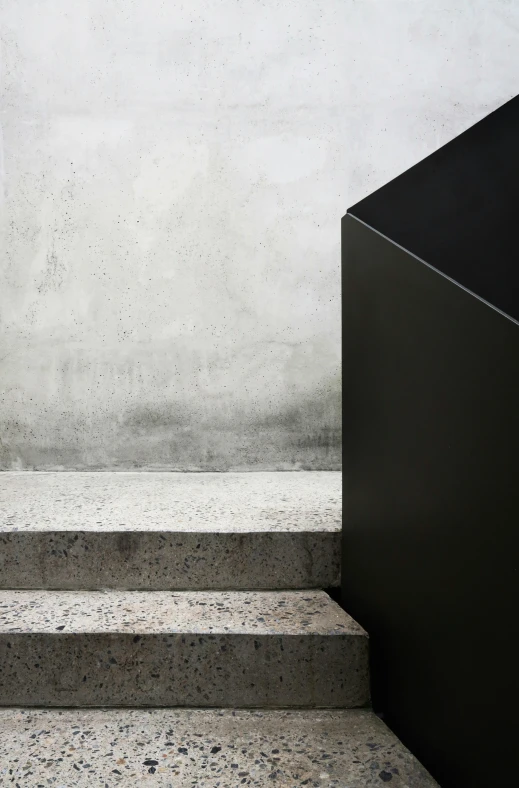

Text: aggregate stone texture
xmin=0 ymin=472 xmax=341 ymax=531
xmin=0 ymin=472 xmax=341 ymax=589
xmin=0 ymin=707 xmax=440 ymax=787
xmin=0 ymin=590 xmax=368 ymax=708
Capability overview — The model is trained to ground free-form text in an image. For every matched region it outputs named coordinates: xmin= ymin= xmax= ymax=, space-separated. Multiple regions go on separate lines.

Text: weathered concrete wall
xmin=1 ymin=0 xmax=518 ymax=470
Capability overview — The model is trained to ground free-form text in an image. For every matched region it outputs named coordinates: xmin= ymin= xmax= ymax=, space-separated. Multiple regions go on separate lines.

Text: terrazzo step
xmin=0 ymin=708 xmax=439 ymax=787
xmin=0 ymin=589 xmax=368 ymax=708
xmin=0 ymin=471 xmax=341 ymax=590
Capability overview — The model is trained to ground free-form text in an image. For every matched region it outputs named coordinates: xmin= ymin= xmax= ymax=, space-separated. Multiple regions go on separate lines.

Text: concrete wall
xmin=1 ymin=0 xmax=518 ymax=471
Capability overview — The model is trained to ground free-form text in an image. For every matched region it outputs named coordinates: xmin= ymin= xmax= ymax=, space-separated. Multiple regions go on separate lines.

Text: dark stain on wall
xmin=0 ymin=379 xmax=342 ymax=471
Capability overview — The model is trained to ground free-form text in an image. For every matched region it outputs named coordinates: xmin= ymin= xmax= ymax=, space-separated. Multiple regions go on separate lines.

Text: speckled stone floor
xmin=0 ymin=472 xmax=341 ymax=532
xmin=0 ymin=707 xmax=439 ymax=787
xmin=0 ymin=590 xmax=360 ymax=635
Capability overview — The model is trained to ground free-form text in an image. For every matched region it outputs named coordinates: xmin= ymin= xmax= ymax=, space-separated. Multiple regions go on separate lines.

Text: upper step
xmin=0 ymin=471 xmax=341 ymax=590
xmin=0 ymin=589 xmax=368 ymax=708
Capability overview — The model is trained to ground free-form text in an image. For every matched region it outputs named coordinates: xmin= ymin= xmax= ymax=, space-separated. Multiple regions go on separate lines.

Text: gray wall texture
xmin=1 ymin=0 xmax=519 ymax=470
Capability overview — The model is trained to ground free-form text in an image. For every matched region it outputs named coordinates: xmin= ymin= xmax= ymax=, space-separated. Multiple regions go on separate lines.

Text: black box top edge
xmin=346 ymin=94 xmax=519 ymax=323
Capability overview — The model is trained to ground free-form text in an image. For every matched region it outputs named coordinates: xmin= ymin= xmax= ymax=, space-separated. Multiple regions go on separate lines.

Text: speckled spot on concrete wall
xmin=1 ymin=0 xmax=519 ymax=470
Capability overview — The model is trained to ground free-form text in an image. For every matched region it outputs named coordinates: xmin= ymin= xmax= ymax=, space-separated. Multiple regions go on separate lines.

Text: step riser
xmin=0 ymin=633 xmax=368 ymax=708
xmin=0 ymin=532 xmax=340 ymax=590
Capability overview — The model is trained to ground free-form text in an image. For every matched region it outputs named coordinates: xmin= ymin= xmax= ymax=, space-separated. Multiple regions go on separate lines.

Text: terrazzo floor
xmin=0 ymin=590 xmax=361 ymax=635
xmin=0 ymin=472 xmax=341 ymax=532
xmin=0 ymin=707 xmax=440 ymax=787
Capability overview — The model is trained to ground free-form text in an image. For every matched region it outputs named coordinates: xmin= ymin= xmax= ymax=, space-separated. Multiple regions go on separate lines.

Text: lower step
xmin=0 ymin=590 xmax=368 ymax=708
xmin=0 ymin=707 xmax=439 ymax=786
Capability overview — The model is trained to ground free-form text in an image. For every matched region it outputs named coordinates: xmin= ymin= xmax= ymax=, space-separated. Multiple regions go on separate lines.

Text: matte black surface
xmin=348 ymin=94 xmax=519 ymax=322
xmin=342 ymin=214 xmax=519 ymax=788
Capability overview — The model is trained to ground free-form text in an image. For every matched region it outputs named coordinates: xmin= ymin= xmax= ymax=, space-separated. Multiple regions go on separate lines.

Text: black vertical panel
xmin=342 ymin=213 xmax=519 ymax=788
xmin=348 ymin=94 xmax=519 ymax=322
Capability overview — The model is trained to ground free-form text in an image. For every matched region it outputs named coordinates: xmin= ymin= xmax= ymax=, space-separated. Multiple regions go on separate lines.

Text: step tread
xmin=0 ymin=471 xmax=341 ymax=532
xmin=0 ymin=590 xmax=365 ymax=636
xmin=0 ymin=707 xmax=439 ymax=786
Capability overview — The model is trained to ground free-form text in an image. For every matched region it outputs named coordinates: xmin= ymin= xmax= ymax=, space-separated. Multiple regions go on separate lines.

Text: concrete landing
xmin=0 ymin=590 xmax=368 ymax=708
xmin=0 ymin=707 xmax=439 ymax=786
xmin=0 ymin=472 xmax=341 ymax=531
xmin=0 ymin=472 xmax=341 ymax=589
